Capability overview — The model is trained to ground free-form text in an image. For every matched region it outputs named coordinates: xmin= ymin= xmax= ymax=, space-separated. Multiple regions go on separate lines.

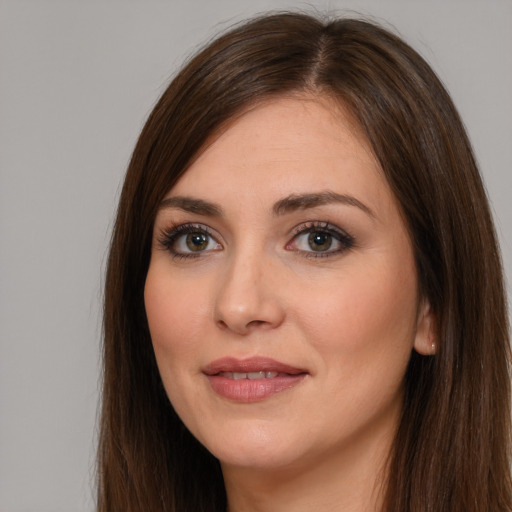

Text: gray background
xmin=0 ymin=1 xmax=510 ymax=511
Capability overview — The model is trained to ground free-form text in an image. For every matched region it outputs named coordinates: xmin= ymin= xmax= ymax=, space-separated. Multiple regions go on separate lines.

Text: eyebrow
xmin=158 ymin=196 xmax=223 ymax=216
xmin=272 ymin=191 xmax=375 ymax=218
xmin=158 ymin=191 xmax=375 ymax=219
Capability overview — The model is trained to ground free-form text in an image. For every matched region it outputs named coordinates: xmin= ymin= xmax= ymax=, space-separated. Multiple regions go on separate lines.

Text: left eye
xmin=289 ymin=224 xmax=354 ymax=256
xmin=174 ymin=231 xmax=220 ymax=253
xmin=304 ymin=231 xmax=334 ymax=251
xmin=294 ymin=231 xmax=339 ymax=252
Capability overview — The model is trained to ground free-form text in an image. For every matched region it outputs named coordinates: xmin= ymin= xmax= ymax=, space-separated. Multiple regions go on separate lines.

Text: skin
xmin=144 ymin=95 xmax=434 ymax=512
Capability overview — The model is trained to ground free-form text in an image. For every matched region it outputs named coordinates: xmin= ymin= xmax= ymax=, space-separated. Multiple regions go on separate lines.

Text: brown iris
xmin=186 ymin=232 xmax=208 ymax=251
xmin=308 ymin=232 xmax=332 ymax=251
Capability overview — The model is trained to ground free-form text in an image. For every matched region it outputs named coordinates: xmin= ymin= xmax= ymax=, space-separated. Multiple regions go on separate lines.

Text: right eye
xmin=158 ymin=224 xmax=222 ymax=258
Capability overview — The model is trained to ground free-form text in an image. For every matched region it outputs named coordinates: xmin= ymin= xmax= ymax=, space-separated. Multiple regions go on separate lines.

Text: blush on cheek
xmin=299 ymin=270 xmax=418 ymax=360
xmin=145 ymin=272 xmax=209 ymax=357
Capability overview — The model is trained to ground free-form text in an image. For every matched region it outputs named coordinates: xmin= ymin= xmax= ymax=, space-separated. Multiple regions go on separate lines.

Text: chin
xmin=199 ymin=422 xmax=307 ymax=471
xmin=215 ymin=446 xmax=304 ymax=472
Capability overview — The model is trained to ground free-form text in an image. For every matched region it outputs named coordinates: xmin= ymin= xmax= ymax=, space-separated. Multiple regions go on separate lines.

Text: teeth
xmin=219 ymin=371 xmax=280 ymax=380
xmin=247 ymin=371 xmax=266 ymax=380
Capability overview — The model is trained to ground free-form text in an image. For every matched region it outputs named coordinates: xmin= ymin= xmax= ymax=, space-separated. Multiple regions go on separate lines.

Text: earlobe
xmin=413 ymin=300 xmax=437 ymax=356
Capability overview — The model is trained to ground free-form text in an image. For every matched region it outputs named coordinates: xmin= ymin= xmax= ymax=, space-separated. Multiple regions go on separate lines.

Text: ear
xmin=413 ymin=299 xmax=437 ymax=356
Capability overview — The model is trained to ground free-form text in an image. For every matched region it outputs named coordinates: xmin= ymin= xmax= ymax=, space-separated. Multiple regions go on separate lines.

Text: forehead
xmin=168 ymin=95 xmax=392 ymax=215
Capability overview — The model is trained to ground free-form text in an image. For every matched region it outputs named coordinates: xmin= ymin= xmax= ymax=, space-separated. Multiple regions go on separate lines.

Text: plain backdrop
xmin=0 ymin=1 xmax=511 ymax=511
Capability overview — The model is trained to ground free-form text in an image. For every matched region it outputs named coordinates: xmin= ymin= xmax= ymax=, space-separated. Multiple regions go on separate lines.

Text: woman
xmin=97 ymin=12 xmax=511 ymax=512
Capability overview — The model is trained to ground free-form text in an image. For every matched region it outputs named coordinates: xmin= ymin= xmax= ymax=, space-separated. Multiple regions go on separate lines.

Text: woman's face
xmin=144 ymin=96 xmax=433 ymax=473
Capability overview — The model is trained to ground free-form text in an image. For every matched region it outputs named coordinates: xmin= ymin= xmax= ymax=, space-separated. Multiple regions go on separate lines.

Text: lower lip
xmin=206 ymin=374 xmax=306 ymax=403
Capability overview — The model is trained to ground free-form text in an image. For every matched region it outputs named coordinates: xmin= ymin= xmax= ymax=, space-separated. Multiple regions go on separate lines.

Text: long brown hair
xmin=97 ymin=12 xmax=511 ymax=511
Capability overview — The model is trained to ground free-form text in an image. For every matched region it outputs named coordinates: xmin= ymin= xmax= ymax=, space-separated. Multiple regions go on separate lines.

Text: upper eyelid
xmin=290 ymin=220 xmax=353 ymax=238
xmin=288 ymin=221 xmax=355 ymax=252
xmin=157 ymin=223 xmax=221 ymax=247
xmin=156 ymin=223 xmax=223 ymax=259
xmin=160 ymin=222 xmax=219 ymax=237
xmin=157 ymin=220 xmax=354 ymax=249
xmin=158 ymin=220 xmax=349 ymax=235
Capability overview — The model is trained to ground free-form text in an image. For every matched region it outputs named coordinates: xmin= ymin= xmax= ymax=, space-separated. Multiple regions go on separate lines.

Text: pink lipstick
xmin=203 ymin=357 xmax=307 ymax=403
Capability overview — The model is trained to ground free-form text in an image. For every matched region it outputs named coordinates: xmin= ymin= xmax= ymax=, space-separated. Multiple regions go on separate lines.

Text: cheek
xmin=144 ymin=264 xmax=214 ymax=425
xmin=144 ymin=265 xmax=211 ymax=366
xmin=294 ymin=257 xmax=419 ymax=365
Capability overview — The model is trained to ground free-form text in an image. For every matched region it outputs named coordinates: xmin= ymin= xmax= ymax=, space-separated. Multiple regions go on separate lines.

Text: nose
xmin=213 ymin=252 xmax=286 ymax=335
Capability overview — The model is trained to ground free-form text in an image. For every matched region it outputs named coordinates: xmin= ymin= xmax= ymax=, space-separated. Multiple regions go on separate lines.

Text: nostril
xmin=247 ymin=320 xmax=266 ymax=329
xmin=215 ymin=313 xmax=278 ymax=335
xmin=216 ymin=319 xmax=229 ymax=330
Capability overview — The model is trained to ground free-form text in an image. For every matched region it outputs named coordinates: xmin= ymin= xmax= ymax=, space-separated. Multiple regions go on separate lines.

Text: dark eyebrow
xmin=273 ymin=191 xmax=375 ymax=218
xmin=159 ymin=191 xmax=374 ymax=219
xmin=158 ymin=196 xmax=223 ymax=217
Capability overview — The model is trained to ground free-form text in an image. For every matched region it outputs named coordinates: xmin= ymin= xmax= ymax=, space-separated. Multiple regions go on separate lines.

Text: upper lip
xmin=203 ymin=356 xmax=307 ymax=376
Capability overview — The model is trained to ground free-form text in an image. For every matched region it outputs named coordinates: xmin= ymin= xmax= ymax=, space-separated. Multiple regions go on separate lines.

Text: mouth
xmin=203 ymin=357 xmax=308 ymax=403
xmin=217 ymin=371 xmax=282 ymax=380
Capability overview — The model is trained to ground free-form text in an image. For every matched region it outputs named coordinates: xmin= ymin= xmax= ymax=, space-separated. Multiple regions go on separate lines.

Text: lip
xmin=203 ymin=357 xmax=308 ymax=403
xmin=203 ymin=356 xmax=307 ymax=375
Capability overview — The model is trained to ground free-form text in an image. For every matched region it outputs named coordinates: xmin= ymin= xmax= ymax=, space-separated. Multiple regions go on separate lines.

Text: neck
xmin=222 ymin=419 xmax=394 ymax=512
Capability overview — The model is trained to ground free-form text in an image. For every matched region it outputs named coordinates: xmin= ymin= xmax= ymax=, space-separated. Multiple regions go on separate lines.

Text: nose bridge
xmin=213 ymin=243 xmax=284 ymax=334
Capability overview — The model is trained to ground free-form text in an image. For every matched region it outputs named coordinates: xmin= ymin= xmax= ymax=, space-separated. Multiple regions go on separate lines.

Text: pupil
xmin=186 ymin=233 xmax=208 ymax=251
xmin=309 ymin=232 xmax=332 ymax=251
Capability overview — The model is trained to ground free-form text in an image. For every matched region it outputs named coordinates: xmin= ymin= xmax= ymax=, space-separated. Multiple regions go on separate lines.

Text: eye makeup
xmin=156 ymin=219 xmax=355 ymax=261
xmin=157 ymin=223 xmax=222 ymax=260
xmin=286 ymin=220 xmax=355 ymax=258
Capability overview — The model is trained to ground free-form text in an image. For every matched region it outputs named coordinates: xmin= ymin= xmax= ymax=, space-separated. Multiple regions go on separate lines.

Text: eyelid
xmin=289 ymin=220 xmax=353 ymax=240
xmin=156 ymin=220 xmax=354 ymax=260
xmin=157 ymin=222 xmax=223 ymax=258
xmin=286 ymin=220 xmax=355 ymax=257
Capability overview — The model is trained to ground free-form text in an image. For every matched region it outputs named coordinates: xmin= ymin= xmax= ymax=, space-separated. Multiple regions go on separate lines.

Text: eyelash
xmin=157 ymin=223 xmax=220 ymax=260
xmin=288 ymin=221 xmax=355 ymax=259
xmin=157 ymin=221 xmax=355 ymax=260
